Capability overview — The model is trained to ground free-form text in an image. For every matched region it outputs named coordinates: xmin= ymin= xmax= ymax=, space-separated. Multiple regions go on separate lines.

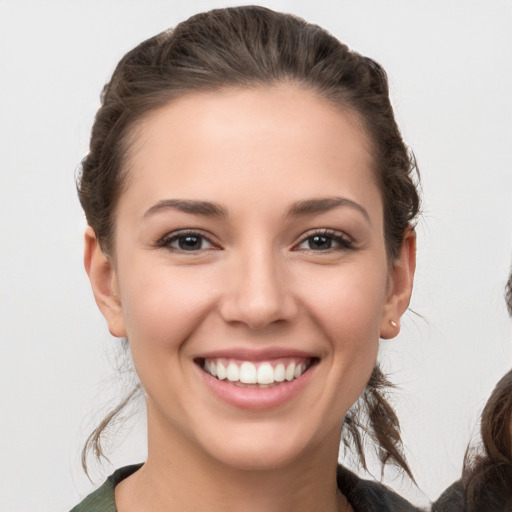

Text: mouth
xmin=195 ymin=357 xmax=318 ymax=388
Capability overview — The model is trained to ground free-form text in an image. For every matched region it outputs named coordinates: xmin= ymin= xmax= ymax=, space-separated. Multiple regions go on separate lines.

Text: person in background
xmin=433 ymin=269 xmax=512 ymax=511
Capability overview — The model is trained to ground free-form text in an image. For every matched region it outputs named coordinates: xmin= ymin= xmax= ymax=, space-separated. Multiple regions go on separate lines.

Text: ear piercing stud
xmin=390 ymin=320 xmax=398 ymax=328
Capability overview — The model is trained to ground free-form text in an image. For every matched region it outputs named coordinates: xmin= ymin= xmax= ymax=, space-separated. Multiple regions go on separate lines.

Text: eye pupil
xmin=179 ymin=236 xmax=202 ymax=250
xmin=309 ymin=235 xmax=331 ymax=250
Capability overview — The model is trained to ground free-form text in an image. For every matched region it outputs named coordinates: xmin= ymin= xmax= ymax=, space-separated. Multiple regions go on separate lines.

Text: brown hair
xmin=506 ymin=265 xmax=512 ymax=317
xmin=78 ymin=6 xmax=420 ymax=479
xmin=461 ymin=271 xmax=512 ymax=511
xmin=462 ymin=370 xmax=512 ymax=511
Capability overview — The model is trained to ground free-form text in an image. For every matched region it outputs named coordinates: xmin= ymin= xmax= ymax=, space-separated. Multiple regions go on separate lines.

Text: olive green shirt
xmin=70 ymin=464 xmax=142 ymax=512
xmin=70 ymin=463 xmax=423 ymax=512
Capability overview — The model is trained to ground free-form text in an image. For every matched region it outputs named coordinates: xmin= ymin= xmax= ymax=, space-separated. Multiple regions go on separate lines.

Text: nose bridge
xmin=220 ymin=240 xmax=296 ymax=329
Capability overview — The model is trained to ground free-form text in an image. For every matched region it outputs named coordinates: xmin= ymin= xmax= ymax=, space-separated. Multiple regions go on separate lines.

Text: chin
xmin=198 ymin=423 xmax=327 ymax=472
xmin=210 ymin=445 xmax=305 ymax=472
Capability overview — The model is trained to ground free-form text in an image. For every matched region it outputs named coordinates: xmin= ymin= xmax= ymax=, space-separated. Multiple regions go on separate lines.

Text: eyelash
xmin=156 ymin=229 xmax=354 ymax=253
xmin=294 ymin=229 xmax=354 ymax=252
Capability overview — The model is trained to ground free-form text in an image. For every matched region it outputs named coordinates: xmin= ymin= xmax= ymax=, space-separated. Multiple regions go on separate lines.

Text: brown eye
xmin=159 ymin=231 xmax=215 ymax=252
xmin=296 ymin=230 xmax=353 ymax=252
xmin=307 ymin=235 xmax=333 ymax=250
xmin=177 ymin=235 xmax=204 ymax=251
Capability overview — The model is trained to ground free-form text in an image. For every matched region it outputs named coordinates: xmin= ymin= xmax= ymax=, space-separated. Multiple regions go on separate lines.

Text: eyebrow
xmin=144 ymin=199 xmax=227 ymax=218
xmin=286 ymin=197 xmax=371 ymax=224
xmin=143 ymin=196 xmax=370 ymax=223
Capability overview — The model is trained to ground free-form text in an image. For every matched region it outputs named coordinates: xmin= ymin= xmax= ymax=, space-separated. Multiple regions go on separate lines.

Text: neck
xmin=115 ymin=414 xmax=349 ymax=512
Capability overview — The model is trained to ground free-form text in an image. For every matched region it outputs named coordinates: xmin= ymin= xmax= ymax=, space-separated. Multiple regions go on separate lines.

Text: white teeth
xmin=216 ymin=361 xmax=227 ymax=380
xmin=257 ymin=363 xmax=274 ymax=384
xmin=239 ymin=362 xmax=257 ymax=384
xmin=204 ymin=358 xmax=309 ymax=385
xmin=285 ymin=362 xmax=296 ymax=381
xmin=226 ymin=362 xmax=240 ymax=382
xmin=274 ymin=363 xmax=285 ymax=382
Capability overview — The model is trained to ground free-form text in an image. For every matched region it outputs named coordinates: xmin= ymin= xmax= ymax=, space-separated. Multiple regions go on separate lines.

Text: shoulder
xmin=337 ymin=465 xmax=425 ymax=512
xmin=431 ymin=480 xmax=464 ymax=512
xmin=69 ymin=464 xmax=143 ymax=512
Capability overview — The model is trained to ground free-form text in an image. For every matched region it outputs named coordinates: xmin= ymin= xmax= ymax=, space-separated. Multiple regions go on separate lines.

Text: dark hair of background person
xmin=76 ymin=6 xmax=420 ymax=479
xmin=462 ymin=269 xmax=512 ymax=511
xmin=462 ymin=370 xmax=512 ymax=511
xmin=433 ymin=269 xmax=512 ymax=512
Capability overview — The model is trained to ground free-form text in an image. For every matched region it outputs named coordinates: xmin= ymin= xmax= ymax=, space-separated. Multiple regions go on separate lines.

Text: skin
xmin=85 ymin=84 xmax=416 ymax=512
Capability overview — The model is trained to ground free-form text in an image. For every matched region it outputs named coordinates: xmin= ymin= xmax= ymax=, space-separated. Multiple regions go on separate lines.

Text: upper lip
xmin=195 ymin=347 xmax=319 ymax=362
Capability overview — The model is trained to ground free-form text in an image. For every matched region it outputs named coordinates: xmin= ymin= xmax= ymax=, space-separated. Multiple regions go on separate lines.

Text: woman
xmin=72 ymin=6 xmax=421 ymax=511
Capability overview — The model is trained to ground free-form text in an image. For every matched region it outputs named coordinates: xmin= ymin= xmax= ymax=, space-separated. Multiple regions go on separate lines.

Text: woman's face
xmin=86 ymin=84 xmax=414 ymax=471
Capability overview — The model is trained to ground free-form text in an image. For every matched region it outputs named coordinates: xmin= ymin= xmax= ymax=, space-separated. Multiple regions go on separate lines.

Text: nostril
xmin=220 ymin=300 xmax=298 ymax=330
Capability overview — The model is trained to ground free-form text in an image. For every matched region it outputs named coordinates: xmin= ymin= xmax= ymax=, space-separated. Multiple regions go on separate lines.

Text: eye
xmin=295 ymin=230 xmax=353 ymax=251
xmin=158 ymin=231 xmax=216 ymax=252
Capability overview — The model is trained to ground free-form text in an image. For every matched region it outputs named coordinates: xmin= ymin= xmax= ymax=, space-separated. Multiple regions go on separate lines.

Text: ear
xmin=380 ymin=227 xmax=416 ymax=339
xmin=84 ymin=226 xmax=127 ymax=338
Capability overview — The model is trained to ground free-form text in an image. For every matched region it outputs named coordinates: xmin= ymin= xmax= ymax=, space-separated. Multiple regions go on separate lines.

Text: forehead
xmin=120 ymin=84 xmax=381 ymax=218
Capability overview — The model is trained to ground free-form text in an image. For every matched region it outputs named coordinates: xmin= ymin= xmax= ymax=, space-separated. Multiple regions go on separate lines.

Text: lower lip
xmin=197 ymin=364 xmax=315 ymax=410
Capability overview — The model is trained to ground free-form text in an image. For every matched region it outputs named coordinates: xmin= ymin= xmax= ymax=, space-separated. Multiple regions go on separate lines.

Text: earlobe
xmin=84 ymin=227 xmax=127 ymax=338
xmin=380 ymin=227 xmax=416 ymax=340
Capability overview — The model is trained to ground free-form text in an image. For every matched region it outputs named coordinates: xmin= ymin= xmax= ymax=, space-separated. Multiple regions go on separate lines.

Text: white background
xmin=1 ymin=1 xmax=511 ymax=510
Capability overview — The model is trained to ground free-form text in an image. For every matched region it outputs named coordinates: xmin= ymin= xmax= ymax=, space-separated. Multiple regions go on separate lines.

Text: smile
xmin=200 ymin=358 xmax=314 ymax=387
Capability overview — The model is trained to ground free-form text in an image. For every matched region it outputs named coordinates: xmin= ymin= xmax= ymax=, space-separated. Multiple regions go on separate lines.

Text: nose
xmin=219 ymin=248 xmax=299 ymax=330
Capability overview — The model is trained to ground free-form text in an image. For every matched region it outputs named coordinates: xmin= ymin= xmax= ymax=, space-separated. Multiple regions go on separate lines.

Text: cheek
xmin=303 ymin=263 xmax=389 ymax=345
xmin=320 ymin=277 xmax=385 ymax=392
xmin=117 ymin=260 xmax=218 ymax=353
xmin=301 ymin=261 xmax=388 ymax=397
